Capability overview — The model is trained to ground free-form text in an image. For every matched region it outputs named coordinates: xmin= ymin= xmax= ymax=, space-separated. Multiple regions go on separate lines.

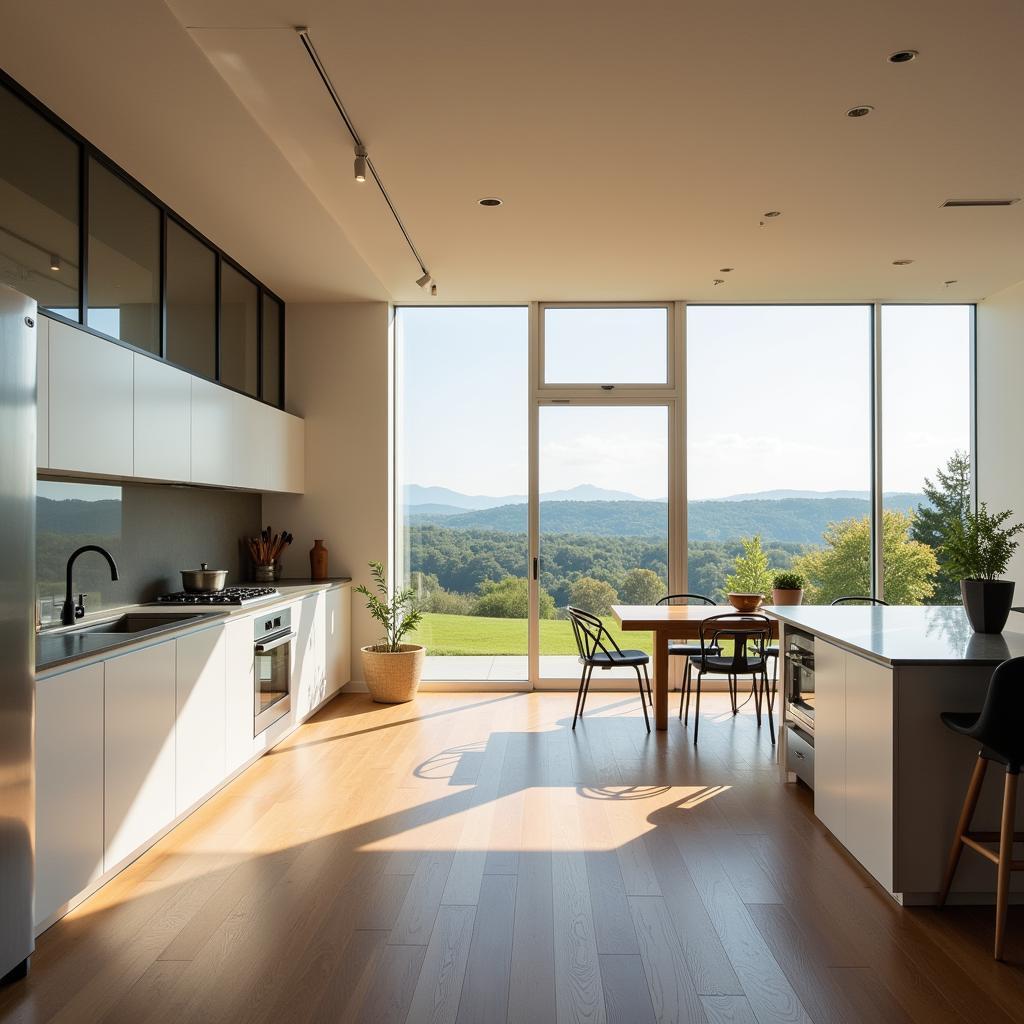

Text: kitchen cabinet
xmin=812 ymin=639 xmax=895 ymax=889
xmin=843 ymin=653 xmax=894 ymax=889
xmin=325 ymin=585 xmax=351 ymax=697
xmin=103 ymin=642 xmax=176 ymax=870
xmin=36 ymin=315 xmax=49 ymax=468
xmin=134 ymin=354 xmax=191 ymax=481
xmin=813 ymin=638 xmax=846 ymax=842
xmin=256 ymin=402 xmax=304 ymax=494
xmin=34 ymin=662 xmax=104 ymax=927
xmin=48 ymin=318 xmax=133 ymax=477
xmin=175 ymin=626 xmax=226 ymax=814
xmin=294 ymin=593 xmax=326 ymax=719
xmin=225 ymin=617 xmax=255 ymax=773
xmin=190 ymin=375 xmax=251 ymax=489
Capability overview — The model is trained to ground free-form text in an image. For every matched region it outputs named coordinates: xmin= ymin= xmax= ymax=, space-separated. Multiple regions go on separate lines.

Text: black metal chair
xmin=567 ymin=605 xmax=651 ymax=733
xmin=658 ymin=593 xmax=718 ymax=703
xmin=831 ymin=596 xmax=889 ymax=606
xmin=684 ymin=612 xmax=775 ymax=745
xmin=939 ymin=656 xmax=1024 ymax=960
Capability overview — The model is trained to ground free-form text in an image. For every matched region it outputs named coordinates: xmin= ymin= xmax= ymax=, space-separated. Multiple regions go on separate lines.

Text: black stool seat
xmin=939 ymin=655 xmax=1024 ymax=960
xmin=588 ymin=649 xmax=649 ymax=667
xmin=939 ymin=710 xmax=980 ymax=734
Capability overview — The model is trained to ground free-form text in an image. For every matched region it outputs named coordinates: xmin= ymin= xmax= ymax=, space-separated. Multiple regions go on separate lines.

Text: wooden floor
xmin=2 ymin=691 xmax=1024 ymax=1024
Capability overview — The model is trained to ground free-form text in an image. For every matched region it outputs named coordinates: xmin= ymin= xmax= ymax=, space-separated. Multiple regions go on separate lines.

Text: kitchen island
xmin=765 ymin=604 xmax=1024 ymax=906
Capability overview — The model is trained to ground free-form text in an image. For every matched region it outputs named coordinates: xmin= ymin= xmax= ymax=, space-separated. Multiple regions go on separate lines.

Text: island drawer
xmin=785 ymin=724 xmax=814 ymax=788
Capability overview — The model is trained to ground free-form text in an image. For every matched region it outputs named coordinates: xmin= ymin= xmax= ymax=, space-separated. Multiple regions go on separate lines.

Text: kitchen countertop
xmin=764 ymin=604 xmax=1024 ymax=666
xmin=36 ymin=578 xmax=349 ymax=676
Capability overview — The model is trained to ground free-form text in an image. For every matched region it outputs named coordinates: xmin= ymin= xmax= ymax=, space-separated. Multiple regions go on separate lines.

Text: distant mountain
xmin=717 ymin=488 xmax=925 ymax=504
xmin=37 ymin=496 xmax=121 ymax=536
xmin=409 ymin=492 xmax=932 ymax=545
xmin=405 ymin=483 xmax=646 ymax=508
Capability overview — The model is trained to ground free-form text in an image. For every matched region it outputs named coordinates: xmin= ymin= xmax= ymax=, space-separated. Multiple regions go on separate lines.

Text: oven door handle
xmin=255 ymin=630 xmax=297 ymax=653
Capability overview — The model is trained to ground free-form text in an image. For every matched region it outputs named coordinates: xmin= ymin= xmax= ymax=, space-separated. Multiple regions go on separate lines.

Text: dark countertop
xmin=763 ymin=605 xmax=1024 ymax=666
xmin=36 ymin=579 xmax=349 ymax=675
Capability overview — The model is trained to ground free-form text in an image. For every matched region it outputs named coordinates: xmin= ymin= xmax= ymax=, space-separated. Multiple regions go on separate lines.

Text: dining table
xmin=611 ymin=603 xmax=780 ymax=731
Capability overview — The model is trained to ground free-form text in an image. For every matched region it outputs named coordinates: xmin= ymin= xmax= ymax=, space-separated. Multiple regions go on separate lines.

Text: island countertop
xmin=763 ymin=604 xmax=1024 ymax=666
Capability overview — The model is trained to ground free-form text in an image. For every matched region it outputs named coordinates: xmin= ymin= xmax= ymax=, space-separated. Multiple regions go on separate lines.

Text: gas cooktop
xmin=155 ymin=586 xmax=280 ymax=607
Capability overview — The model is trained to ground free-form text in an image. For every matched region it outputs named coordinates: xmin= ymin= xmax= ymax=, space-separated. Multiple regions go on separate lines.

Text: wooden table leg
xmin=655 ymin=629 xmax=668 ymax=731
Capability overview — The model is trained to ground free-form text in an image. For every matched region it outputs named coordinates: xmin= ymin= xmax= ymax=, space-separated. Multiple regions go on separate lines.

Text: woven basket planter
xmin=361 ymin=643 xmax=425 ymax=703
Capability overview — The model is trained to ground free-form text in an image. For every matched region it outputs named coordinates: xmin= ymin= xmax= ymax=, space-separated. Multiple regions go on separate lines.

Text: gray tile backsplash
xmin=37 ymin=479 xmax=260 ymax=624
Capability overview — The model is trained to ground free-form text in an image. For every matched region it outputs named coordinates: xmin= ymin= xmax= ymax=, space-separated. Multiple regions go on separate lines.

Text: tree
xmin=794 ymin=510 xmax=938 ymax=605
xmin=473 ymin=576 xmax=555 ymax=619
xmin=724 ymin=535 xmax=774 ymax=595
xmin=569 ymin=576 xmax=619 ymax=616
xmin=910 ymin=450 xmax=971 ymax=603
xmin=618 ymin=567 xmax=665 ymax=605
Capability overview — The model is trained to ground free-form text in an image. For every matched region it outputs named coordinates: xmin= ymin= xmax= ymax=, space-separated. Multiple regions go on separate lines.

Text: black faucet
xmin=62 ymin=545 xmax=119 ymax=625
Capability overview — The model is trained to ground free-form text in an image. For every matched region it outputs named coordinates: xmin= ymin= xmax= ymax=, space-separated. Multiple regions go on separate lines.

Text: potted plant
xmin=942 ymin=503 xmax=1024 ymax=633
xmin=356 ymin=560 xmax=426 ymax=703
xmin=771 ymin=570 xmax=807 ymax=606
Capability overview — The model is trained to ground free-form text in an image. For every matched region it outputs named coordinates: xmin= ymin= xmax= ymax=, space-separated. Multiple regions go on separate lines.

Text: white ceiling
xmin=4 ymin=1 xmax=1024 ymax=303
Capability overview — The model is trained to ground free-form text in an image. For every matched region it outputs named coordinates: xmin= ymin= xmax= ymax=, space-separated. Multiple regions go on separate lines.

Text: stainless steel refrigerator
xmin=0 ymin=284 xmax=36 ymax=983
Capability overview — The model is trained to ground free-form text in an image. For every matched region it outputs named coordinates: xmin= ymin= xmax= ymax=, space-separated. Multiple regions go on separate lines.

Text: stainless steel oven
xmin=254 ymin=607 xmax=294 ymax=735
xmin=785 ymin=628 xmax=815 ymax=732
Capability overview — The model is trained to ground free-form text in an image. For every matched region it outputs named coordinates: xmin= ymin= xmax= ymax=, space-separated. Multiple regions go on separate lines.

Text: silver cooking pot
xmin=180 ymin=562 xmax=228 ymax=593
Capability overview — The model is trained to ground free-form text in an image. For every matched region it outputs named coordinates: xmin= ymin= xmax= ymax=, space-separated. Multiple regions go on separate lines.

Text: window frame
xmin=0 ymin=69 xmax=286 ymax=408
xmin=538 ymin=301 xmax=675 ymax=394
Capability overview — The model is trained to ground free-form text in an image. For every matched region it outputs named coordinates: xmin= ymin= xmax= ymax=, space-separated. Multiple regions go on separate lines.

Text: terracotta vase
xmin=309 ymin=539 xmax=329 ymax=581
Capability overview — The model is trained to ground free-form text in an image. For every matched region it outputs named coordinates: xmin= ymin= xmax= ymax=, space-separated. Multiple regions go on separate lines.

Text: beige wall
xmin=977 ymin=278 xmax=1024 ymax=583
xmin=264 ymin=302 xmax=392 ymax=680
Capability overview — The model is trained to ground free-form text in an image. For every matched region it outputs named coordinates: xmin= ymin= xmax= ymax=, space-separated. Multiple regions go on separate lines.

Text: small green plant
xmin=772 ymin=570 xmax=806 ymax=591
xmin=942 ymin=504 xmax=1024 ymax=581
xmin=724 ymin=535 xmax=774 ymax=596
xmin=355 ymin=560 xmax=423 ymax=652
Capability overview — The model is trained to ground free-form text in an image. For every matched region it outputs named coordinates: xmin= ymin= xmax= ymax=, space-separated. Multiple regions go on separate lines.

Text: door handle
xmin=533 ymin=557 xmax=539 ymax=581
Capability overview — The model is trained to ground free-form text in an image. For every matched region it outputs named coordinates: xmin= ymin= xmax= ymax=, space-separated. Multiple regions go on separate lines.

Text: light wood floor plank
xmin=405 ymin=904 xmax=476 ymax=1024
xmin=455 ymin=873 xmax=516 ymax=1024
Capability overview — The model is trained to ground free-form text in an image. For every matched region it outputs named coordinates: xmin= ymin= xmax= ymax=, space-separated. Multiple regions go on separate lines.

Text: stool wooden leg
xmin=995 ymin=770 xmax=1019 ymax=960
xmin=939 ymin=754 xmax=988 ymax=905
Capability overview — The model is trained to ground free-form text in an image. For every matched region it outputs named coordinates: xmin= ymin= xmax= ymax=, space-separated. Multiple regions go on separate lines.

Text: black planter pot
xmin=960 ymin=578 xmax=1015 ymax=634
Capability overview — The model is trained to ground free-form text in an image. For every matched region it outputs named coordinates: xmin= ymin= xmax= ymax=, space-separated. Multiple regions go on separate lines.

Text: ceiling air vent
xmin=942 ymin=198 xmax=1020 ymax=207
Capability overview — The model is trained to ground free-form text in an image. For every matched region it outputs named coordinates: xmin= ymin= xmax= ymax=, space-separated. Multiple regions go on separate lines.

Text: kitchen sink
xmin=72 ymin=612 xmax=206 ymax=635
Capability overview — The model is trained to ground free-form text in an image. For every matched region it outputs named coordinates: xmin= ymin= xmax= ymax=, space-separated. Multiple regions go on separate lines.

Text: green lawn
xmin=413 ymin=612 xmax=654 ymax=656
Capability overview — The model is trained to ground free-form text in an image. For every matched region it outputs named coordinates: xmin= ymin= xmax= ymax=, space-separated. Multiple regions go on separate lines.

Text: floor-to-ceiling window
xmin=686 ymin=305 xmax=873 ymax=604
xmin=881 ymin=304 xmax=974 ymax=604
xmin=395 ymin=307 xmax=529 ymax=681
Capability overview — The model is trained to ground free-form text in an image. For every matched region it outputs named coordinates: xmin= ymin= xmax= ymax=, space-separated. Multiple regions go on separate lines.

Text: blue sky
xmin=396 ymin=303 xmax=972 ymax=501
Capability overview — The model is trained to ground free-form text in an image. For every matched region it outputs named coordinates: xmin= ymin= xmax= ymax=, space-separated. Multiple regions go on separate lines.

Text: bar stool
xmin=939 ymin=656 xmax=1024 ymax=960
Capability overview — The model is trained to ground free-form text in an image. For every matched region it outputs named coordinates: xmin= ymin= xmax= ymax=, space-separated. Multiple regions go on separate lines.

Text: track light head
xmin=353 ymin=145 xmax=368 ymax=183
xmin=431 ymin=283 xmax=437 ymax=297
xmin=49 ymin=254 xmax=60 ymax=272
xmin=416 ymin=272 xmax=432 ymax=289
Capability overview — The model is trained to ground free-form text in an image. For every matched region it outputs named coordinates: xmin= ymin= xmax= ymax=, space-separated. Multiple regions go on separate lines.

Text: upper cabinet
xmin=133 ymin=354 xmax=191 ymax=482
xmin=41 ymin=316 xmax=302 ymax=493
xmin=48 ymin=318 xmax=134 ymax=477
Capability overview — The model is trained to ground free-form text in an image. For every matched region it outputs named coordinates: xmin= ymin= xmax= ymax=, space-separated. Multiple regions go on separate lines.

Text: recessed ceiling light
xmin=713 ymin=278 xmax=725 ymax=286
xmin=944 ymin=279 xmax=958 ymax=286
xmin=478 ymin=197 xmax=502 ymax=207
xmin=888 ymin=49 xmax=918 ymax=63
xmin=763 ymin=211 xmax=781 ymax=218
xmin=847 ymin=105 xmax=874 ymax=118
xmin=892 ymin=259 xmax=914 ymax=266
xmin=719 ymin=267 xmax=734 ymax=272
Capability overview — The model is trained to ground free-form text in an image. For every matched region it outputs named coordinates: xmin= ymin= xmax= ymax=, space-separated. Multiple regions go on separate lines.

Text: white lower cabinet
xmin=225 ymin=617 xmax=256 ymax=773
xmin=36 ymin=586 xmax=350 ymax=931
xmin=325 ymin=585 xmax=351 ymax=697
xmin=175 ymin=626 xmax=227 ymax=814
xmin=813 ymin=639 xmax=847 ymax=842
xmin=294 ymin=593 xmax=327 ymax=719
xmin=103 ymin=643 xmax=177 ymax=871
xmin=35 ymin=662 xmax=104 ymax=927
